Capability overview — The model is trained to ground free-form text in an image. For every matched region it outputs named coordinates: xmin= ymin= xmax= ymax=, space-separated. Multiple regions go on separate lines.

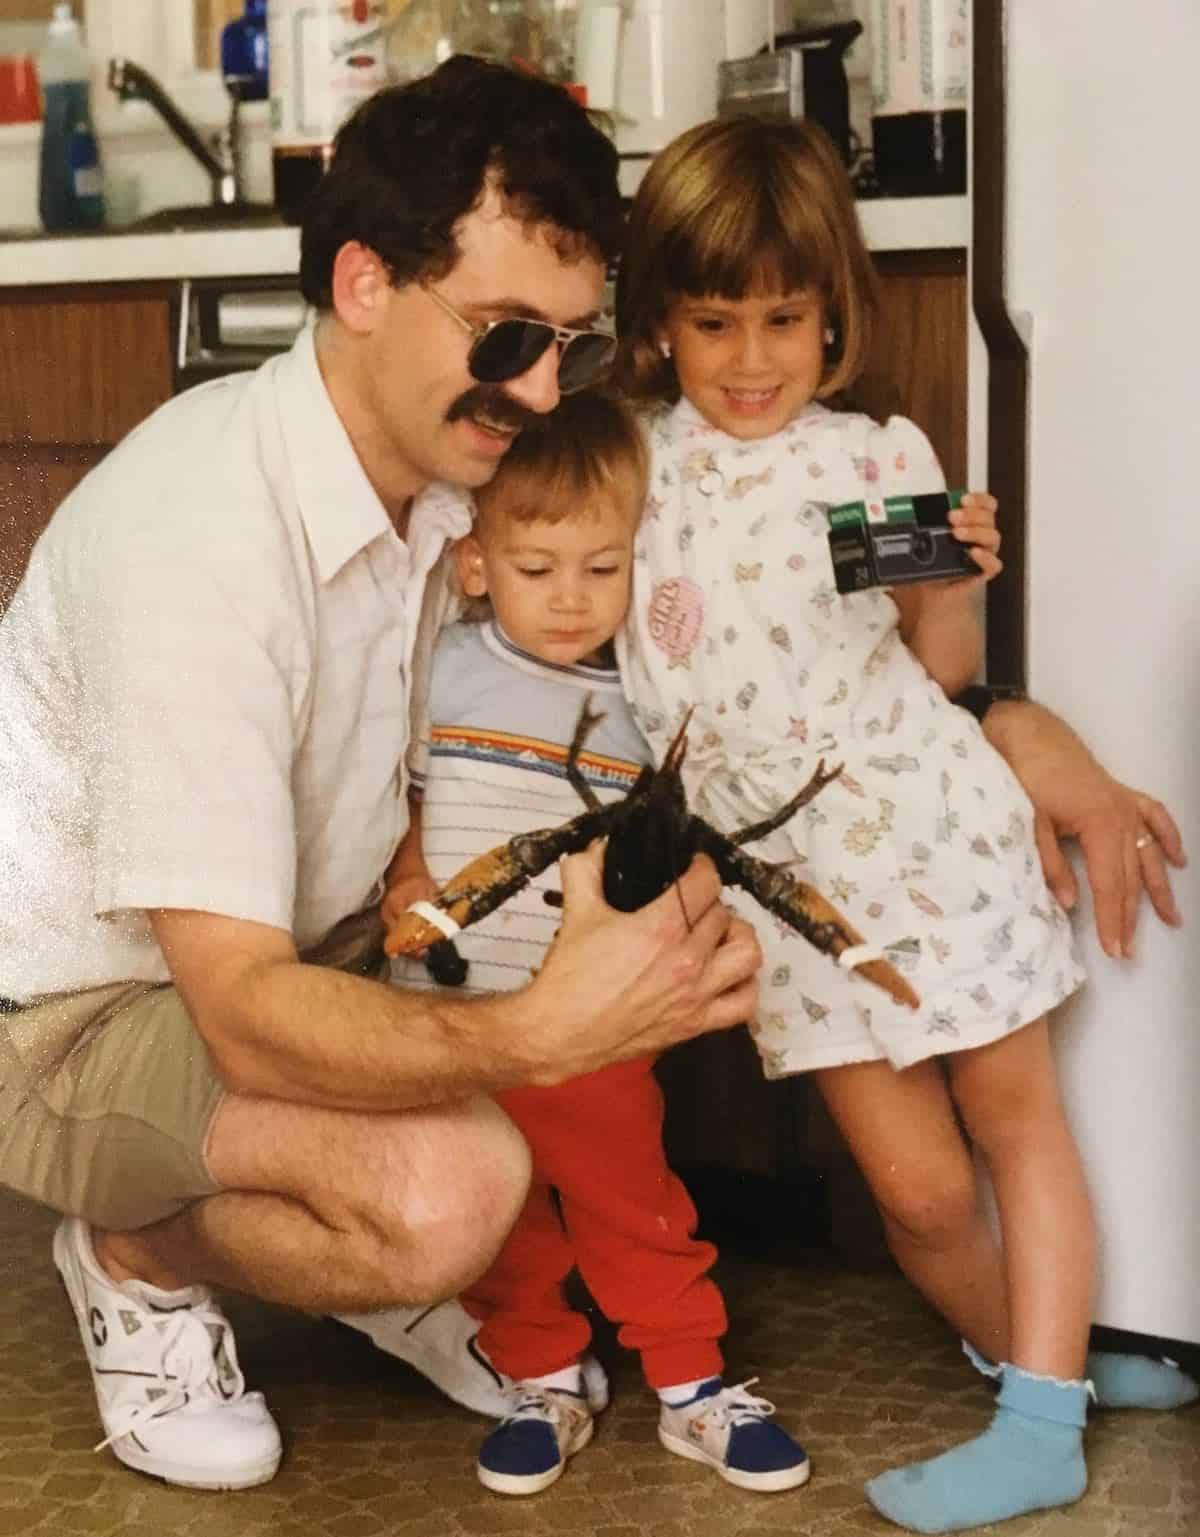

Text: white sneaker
xmin=333 ymin=1299 xmax=610 ymax=1417
xmin=658 ymin=1377 xmax=811 ymax=1493
xmin=53 ymin=1217 xmax=282 ymax=1490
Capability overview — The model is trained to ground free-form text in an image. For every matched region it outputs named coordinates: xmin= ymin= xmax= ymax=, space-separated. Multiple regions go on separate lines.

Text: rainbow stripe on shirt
xmin=428 ymin=724 xmax=644 ymax=793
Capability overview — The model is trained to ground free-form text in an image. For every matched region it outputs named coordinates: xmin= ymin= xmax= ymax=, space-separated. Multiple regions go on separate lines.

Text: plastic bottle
xmin=221 ymin=0 xmax=269 ymax=103
xmin=37 ymin=2 xmax=104 ymax=232
xmin=267 ymin=0 xmax=391 ymax=224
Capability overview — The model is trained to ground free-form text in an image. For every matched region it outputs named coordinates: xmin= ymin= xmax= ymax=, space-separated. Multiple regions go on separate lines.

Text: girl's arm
xmin=892 ymin=492 xmax=1001 ymax=697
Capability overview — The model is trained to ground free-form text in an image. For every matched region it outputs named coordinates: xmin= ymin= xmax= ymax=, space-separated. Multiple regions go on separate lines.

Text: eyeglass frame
xmin=422 ymin=283 xmax=616 ymax=393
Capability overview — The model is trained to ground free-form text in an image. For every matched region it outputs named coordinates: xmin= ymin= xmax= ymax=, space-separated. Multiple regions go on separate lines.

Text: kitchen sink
xmin=121 ymin=202 xmax=282 ymax=234
xmin=0 ymin=203 xmax=282 ymax=241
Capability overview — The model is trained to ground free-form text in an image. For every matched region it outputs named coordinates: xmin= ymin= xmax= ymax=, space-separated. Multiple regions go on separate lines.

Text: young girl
xmin=612 ymin=114 xmax=1101 ymax=1533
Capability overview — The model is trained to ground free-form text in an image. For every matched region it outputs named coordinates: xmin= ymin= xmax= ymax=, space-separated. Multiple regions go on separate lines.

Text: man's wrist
xmin=954 ymin=681 xmax=1025 ymax=725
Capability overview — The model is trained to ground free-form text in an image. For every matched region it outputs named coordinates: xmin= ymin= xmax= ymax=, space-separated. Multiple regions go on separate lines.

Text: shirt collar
xmin=485 ymin=618 xmax=621 ymax=684
xmin=272 ymin=325 xmax=472 ymax=583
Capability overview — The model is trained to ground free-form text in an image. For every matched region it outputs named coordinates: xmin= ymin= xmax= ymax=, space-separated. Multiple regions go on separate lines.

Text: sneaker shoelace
xmin=690 ymin=1377 xmax=776 ymax=1431
xmin=497 ymin=1385 xmax=578 ymax=1431
xmin=94 ymin=1301 xmax=246 ymax=1453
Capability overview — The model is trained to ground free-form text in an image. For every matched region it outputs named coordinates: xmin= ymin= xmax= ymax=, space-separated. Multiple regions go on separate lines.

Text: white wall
xmin=1005 ymin=2 xmax=1200 ymax=1341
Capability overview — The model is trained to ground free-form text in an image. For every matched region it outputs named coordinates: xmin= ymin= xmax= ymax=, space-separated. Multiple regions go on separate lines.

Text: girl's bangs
xmin=665 ymin=193 xmax=835 ymax=302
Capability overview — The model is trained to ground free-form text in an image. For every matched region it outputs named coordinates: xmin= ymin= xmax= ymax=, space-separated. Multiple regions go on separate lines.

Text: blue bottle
xmin=37 ymin=3 xmax=104 ymax=231
xmin=221 ymin=0 xmax=269 ymax=102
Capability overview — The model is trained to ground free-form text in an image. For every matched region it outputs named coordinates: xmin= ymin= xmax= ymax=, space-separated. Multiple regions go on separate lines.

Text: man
xmin=0 ymin=59 xmax=763 ymax=1490
xmin=0 ymin=57 xmax=1183 ymax=1493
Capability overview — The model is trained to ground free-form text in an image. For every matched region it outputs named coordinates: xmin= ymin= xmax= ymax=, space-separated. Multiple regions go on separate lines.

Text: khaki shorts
xmin=0 ymin=909 xmax=385 ymax=1232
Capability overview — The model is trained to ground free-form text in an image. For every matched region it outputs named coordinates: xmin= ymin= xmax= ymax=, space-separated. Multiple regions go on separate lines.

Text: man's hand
xmin=512 ymin=845 xmax=761 ymax=1085
xmin=984 ymin=699 xmax=1185 ymax=959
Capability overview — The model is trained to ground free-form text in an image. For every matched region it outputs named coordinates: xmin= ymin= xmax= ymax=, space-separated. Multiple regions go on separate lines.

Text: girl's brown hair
xmin=473 ymin=390 xmax=648 ymax=531
xmin=613 ymin=115 xmax=880 ymax=405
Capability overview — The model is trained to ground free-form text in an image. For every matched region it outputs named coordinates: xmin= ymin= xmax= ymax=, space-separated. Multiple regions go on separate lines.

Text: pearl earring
xmin=824 ymin=327 xmax=836 ymax=346
xmin=659 ymin=340 xmax=671 ymax=359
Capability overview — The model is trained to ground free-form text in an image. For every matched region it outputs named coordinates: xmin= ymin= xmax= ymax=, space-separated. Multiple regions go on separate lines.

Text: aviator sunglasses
xmin=424 ymin=284 xmax=617 ymax=394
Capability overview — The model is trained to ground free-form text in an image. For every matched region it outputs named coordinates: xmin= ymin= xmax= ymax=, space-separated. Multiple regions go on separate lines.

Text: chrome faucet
xmin=107 ymin=57 xmax=242 ymax=208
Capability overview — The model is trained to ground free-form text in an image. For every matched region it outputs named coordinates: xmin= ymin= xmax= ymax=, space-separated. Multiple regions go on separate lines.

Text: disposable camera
xmin=827 ymin=490 xmax=976 ymax=595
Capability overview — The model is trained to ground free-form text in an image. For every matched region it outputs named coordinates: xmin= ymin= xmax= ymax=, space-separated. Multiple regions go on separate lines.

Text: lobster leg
xmin=564 ymin=697 xmax=607 ymax=811
xmin=692 ymin=818 xmax=919 ymax=1009
xmin=384 ymin=806 xmax=613 ymax=957
xmin=729 ymin=758 xmax=844 ymax=847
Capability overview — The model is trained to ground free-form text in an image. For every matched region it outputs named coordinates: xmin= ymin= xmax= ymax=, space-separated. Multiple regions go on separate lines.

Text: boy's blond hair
xmin=613 ymin=115 xmax=880 ymax=406
xmin=473 ymin=390 xmax=648 ymax=534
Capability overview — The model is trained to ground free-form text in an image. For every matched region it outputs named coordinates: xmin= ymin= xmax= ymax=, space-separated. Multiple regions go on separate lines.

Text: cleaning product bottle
xmin=268 ymin=0 xmax=392 ymax=224
xmin=221 ymin=0 xmax=269 ymax=103
xmin=37 ymin=2 xmax=104 ymax=231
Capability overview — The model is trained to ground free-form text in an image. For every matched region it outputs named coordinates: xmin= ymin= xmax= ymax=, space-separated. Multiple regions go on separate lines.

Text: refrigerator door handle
xmin=971 ymin=0 xmax=1029 ymax=690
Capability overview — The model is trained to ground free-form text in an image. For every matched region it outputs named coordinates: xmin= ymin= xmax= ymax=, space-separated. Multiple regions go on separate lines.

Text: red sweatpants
xmin=462 ymin=1055 xmax=726 ymax=1390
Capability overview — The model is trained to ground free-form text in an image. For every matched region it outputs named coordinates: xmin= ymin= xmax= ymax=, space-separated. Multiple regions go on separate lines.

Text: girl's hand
xmin=946 ymin=490 xmax=1002 ymax=589
xmin=895 ymin=491 xmax=1000 ymax=696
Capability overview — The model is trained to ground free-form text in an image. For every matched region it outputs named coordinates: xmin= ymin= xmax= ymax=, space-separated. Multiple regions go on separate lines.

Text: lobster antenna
xmin=663 ymin=707 xmax=694 ymax=774
xmin=665 ymin=708 xmax=696 ymax=931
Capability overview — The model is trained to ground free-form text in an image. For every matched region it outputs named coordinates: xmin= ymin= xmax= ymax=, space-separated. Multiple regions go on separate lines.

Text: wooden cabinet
xmin=660 ymin=250 xmax=968 ymax=1259
xmin=0 ymin=283 xmax=173 ymax=610
xmin=866 ymin=250 xmax=968 ymax=488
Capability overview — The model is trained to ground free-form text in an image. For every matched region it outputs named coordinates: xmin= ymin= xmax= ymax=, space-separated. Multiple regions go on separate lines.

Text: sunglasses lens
xmin=557 ymin=332 xmax=617 ymax=393
xmin=469 ymin=319 xmax=617 ymax=392
xmin=469 ymin=319 xmax=556 ymax=383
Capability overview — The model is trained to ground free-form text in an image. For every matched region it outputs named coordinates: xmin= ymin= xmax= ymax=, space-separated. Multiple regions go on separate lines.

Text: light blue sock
xmin=1085 ymin=1350 xmax=1198 ymax=1410
xmin=865 ymin=1364 xmax=1088 ymax=1534
xmin=964 ymin=1338 xmax=1199 ymax=1411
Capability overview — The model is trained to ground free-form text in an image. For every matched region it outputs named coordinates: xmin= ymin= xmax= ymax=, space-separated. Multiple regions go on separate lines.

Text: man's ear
xmin=454 ymin=535 xmax=489 ymax=597
xmin=329 ymin=241 xmax=393 ymax=335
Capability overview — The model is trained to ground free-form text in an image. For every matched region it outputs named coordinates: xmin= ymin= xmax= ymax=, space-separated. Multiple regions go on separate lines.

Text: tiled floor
xmin=0 ymin=1189 xmax=1196 ymax=1536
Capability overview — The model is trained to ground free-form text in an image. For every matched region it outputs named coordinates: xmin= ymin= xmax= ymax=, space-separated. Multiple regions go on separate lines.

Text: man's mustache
xmin=446 ymin=386 xmax=541 ymax=434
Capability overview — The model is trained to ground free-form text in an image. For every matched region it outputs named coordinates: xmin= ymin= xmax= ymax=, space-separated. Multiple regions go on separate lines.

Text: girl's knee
xmin=877 ymin=1165 xmax=980 ymax=1252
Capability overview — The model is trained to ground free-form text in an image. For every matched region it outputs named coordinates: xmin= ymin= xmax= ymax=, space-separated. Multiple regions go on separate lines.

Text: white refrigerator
xmin=972 ymin=2 xmax=1200 ymax=1346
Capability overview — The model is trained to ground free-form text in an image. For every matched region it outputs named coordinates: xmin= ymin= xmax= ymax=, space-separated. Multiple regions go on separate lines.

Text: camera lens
xmin=911 ymin=530 xmax=936 ymax=565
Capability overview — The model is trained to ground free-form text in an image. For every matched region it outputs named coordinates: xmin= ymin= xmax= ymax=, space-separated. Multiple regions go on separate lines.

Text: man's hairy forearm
xmin=210 ymin=958 xmax=529 ymax=1112
xmin=980 ymin=696 xmax=1079 ymax=764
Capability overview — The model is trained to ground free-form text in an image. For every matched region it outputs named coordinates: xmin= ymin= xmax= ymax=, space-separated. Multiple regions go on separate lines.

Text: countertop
xmin=0 ymin=221 xmax=301 ymax=287
xmin=0 ymin=197 xmax=968 ymax=289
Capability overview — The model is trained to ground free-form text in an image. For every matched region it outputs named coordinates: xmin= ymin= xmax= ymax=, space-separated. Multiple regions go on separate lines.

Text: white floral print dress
xmin=618 ymin=397 xmax=1084 ymax=1075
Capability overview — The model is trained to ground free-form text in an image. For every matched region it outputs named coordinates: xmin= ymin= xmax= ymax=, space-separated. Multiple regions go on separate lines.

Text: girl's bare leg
xmin=946 ymin=1018 xmax=1095 ymax=1377
xmin=845 ymin=1026 xmax=1095 ymax=1531
xmin=815 ymin=1057 xmax=1010 ymax=1364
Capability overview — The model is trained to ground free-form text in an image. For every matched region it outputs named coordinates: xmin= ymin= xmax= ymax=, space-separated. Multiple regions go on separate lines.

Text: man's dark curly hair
xmin=299 ymin=56 xmax=624 ymax=309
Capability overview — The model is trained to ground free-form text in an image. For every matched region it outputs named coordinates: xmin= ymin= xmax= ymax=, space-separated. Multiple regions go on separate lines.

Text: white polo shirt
xmin=0 ymin=325 xmax=471 ymax=1000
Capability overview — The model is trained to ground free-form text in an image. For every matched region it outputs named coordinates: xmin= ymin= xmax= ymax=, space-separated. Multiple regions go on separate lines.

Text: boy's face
xmin=456 ymin=497 xmax=635 ymax=668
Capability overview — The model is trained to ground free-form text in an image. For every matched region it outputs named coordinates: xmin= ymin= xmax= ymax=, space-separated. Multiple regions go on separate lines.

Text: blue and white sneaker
xmin=477 ymin=1383 xmax=594 ymax=1495
xmin=658 ymin=1377 xmax=810 ymax=1492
